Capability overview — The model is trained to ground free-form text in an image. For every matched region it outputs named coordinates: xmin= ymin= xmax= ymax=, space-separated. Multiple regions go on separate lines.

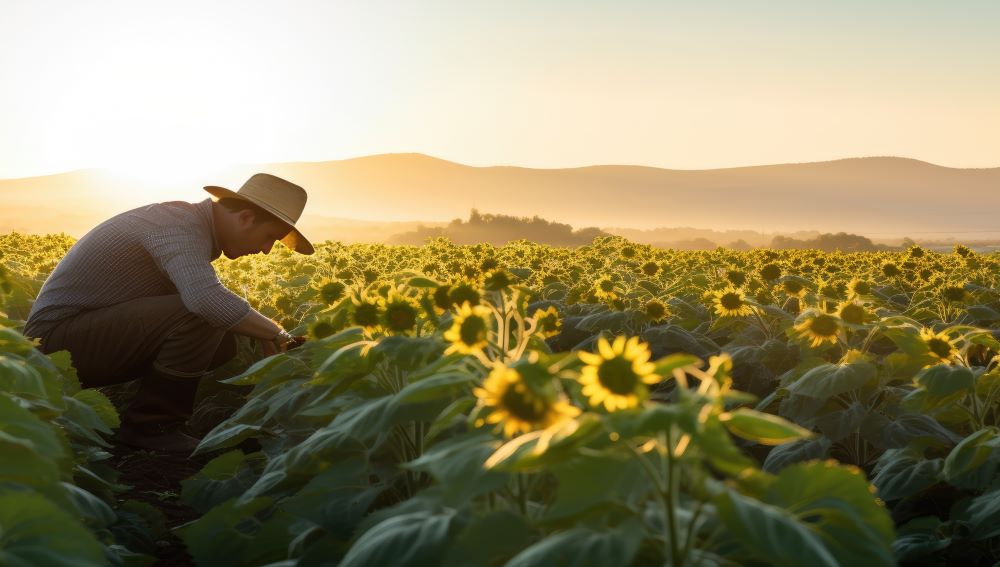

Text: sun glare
xmin=107 ymin=159 xmax=237 ymax=188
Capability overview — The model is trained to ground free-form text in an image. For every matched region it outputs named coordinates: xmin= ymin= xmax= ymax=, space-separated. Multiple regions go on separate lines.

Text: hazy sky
xmin=1 ymin=0 xmax=997 ymax=182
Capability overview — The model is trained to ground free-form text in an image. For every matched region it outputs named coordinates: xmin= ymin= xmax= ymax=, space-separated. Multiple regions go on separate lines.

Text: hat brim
xmin=204 ymin=186 xmax=315 ymax=255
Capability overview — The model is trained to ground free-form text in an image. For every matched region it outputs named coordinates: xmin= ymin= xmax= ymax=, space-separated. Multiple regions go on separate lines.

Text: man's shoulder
xmin=115 ymin=199 xmax=212 ymax=231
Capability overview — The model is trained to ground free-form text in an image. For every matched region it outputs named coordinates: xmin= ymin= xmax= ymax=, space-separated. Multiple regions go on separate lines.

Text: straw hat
xmin=204 ymin=173 xmax=314 ymax=255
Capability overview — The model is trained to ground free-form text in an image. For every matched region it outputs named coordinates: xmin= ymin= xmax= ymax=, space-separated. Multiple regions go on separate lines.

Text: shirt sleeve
xmin=141 ymin=226 xmax=252 ymax=328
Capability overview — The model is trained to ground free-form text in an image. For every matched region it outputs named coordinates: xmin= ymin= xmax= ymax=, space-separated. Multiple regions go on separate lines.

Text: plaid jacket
xmin=25 ymin=198 xmax=251 ymax=337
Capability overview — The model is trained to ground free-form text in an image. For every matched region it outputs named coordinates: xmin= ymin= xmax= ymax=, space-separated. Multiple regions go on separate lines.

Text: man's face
xmin=225 ymin=212 xmax=290 ymax=259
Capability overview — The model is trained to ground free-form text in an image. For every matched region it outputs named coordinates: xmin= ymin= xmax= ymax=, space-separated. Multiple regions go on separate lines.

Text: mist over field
xmin=1 ymin=153 xmax=998 ymax=246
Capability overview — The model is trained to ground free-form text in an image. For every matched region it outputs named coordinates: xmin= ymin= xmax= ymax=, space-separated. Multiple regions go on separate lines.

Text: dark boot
xmin=118 ymin=364 xmax=204 ymax=455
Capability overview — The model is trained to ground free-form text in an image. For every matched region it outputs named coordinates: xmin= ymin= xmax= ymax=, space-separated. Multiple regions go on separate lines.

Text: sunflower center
xmin=942 ymin=287 xmax=966 ymax=302
xmin=450 ymin=286 xmax=481 ymax=307
xmin=485 ymin=271 xmax=511 ymax=290
xmin=809 ymin=314 xmax=840 ymax=337
xmin=599 ymin=279 xmax=615 ymax=292
xmin=645 ymin=301 xmax=667 ymax=319
xmin=311 ymin=321 xmax=335 ymax=339
xmin=538 ymin=314 xmax=559 ymax=333
xmin=354 ymin=304 xmax=380 ymax=327
xmin=850 ymin=281 xmax=871 ymax=295
xmin=839 ymin=304 xmax=865 ymax=325
xmin=761 ymin=265 xmax=781 ymax=281
xmin=783 ymin=281 xmax=803 ymax=294
xmin=459 ymin=315 xmax=488 ymax=345
xmin=927 ymin=338 xmax=953 ymax=359
xmin=433 ymin=285 xmax=454 ymax=309
xmin=720 ymin=292 xmax=743 ymax=310
xmin=500 ymin=384 xmax=549 ymax=422
xmin=320 ymin=282 xmax=345 ymax=304
xmin=386 ymin=305 xmax=416 ymax=331
xmin=597 ymin=356 xmax=640 ymax=395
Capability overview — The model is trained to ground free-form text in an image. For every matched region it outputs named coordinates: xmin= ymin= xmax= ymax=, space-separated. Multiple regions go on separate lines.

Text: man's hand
xmin=260 ymin=337 xmax=279 ymax=356
xmin=260 ymin=329 xmax=305 ymax=356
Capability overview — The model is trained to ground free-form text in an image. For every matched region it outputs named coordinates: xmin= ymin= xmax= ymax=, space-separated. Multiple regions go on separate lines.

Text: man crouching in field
xmin=24 ymin=173 xmax=313 ymax=454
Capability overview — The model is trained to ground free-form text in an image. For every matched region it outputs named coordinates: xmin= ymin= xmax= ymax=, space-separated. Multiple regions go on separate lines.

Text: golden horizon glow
xmin=1 ymin=0 xmax=998 ymax=186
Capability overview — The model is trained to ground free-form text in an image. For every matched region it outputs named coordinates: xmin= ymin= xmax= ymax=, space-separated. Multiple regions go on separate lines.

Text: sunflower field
xmin=2 ymin=232 xmax=1000 ymax=566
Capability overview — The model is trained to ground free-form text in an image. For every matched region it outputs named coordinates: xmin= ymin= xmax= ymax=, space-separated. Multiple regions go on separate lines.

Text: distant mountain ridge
xmin=1 ymin=153 xmax=997 ymax=241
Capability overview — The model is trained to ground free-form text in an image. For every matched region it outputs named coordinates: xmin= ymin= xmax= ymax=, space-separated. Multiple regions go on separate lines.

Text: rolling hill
xmin=2 ymin=154 xmax=997 ymax=242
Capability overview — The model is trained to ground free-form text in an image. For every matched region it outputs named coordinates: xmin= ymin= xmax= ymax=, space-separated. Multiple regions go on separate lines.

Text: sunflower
xmin=882 ymin=262 xmax=901 ymax=278
xmin=836 ymin=301 xmax=867 ymax=325
xmin=382 ymin=295 xmax=419 ymax=333
xmin=578 ymin=336 xmax=661 ymax=411
xmin=308 ymin=317 xmax=337 ymax=340
xmin=314 ymin=279 xmax=346 ymax=305
xmin=644 ymin=299 xmax=670 ymax=323
xmin=780 ymin=279 xmax=807 ymax=299
xmin=940 ymin=284 xmax=970 ymax=303
xmin=448 ymin=280 xmax=482 ymax=307
xmin=712 ymin=287 xmax=754 ymax=317
xmin=473 ymin=362 xmax=580 ymax=438
xmin=480 ymin=257 xmax=499 ymax=272
xmin=640 ymin=261 xmax=660 ymax=277
xmin=593 ymin=275 xmax=617 ymax=301
xmin=444 ymin=302 xmax=493 ymax=355
xmin=433 ymin=284 xmax=454 ymax=311
xmin=725 ymin=268 xmax=747 ymax=287
xmin=817 ymin=279 xmax=841 ymax=299
xmin=351 ymin=294 xmax=383 ymax=328
xmin=846 ymin=278 xmax=872 ymax=298
xmin=532 ymin=306 xmax=562 ymax=338
xmin=793 ymin=311 xmax=842 ymax=348
xmin=919 ymin=328 xmax=959 ymax=364
xmin=760 ymin=263 xmax=782 ymax=282
xmin=483 ymin=269 xmax=514 ymax=291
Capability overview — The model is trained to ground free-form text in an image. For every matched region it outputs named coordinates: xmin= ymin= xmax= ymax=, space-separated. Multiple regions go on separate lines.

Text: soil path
xmin=108 ymin=445 xmax=210 ymax=566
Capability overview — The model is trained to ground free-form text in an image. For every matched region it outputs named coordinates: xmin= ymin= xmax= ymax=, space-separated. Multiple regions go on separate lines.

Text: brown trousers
xmin=33 ymin=295 xmax=236 ymax=430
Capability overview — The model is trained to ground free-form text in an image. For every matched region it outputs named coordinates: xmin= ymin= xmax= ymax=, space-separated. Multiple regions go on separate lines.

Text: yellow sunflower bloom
xmin=473 ymin=365 xmax=580 ymax=438
xmin=351 ymin=294 xmax=383 ymax=329
xmin=780 ymin=279 xmax=807 ymax=299
xmin=793 ymin=311 xmax=842 ymax=348
xmin=846 ymin=278 xmax=872 ymax=298
xmin=593 ymin=275 xmax=618 ymax=301
xmin=644 ymin=299 xmax=671 ymax=323
xmin=443 ymin=302 xmax=493 ymax=355
xmin=836 ymin=300 xmax=868 ymax=325
xmin=712 ymin=287 xmax=754 ymax=317
xmin=577 ymin=336 xmax=661 ymax=411
xmin=531 ymin=306 xmax=562 ymax=338
xmin=382 ymin=294 xmax=419 ymax=333
xmin=919 ymin=328 xmax=959 ymax=365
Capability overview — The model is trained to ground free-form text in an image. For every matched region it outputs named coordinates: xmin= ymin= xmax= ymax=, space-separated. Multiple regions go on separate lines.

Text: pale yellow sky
xmin=1 ymin=0 xmax=998 ymax=184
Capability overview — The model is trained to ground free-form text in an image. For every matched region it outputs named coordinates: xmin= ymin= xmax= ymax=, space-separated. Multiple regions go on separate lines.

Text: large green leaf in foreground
xmin=0 ymin=490 xmax=106 ymax=567
xmin=716 ymin=460 xmax=895 ymax=567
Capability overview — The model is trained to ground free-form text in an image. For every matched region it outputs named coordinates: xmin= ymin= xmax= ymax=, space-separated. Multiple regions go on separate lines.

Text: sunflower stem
xmin=663 ymin=429 xmax=683 ymax=567
xmin=499 ymin=292 xmax=510 ymax=363
xmin=969 ymin=390 xmax=983 ymax=430
xmin=516 ymin=472 xmax=528 ymax=516
xmin=750 ymin=307 xmax=772 ymax=339
xmin=626 ymin=443 xmax=669 ymax=562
